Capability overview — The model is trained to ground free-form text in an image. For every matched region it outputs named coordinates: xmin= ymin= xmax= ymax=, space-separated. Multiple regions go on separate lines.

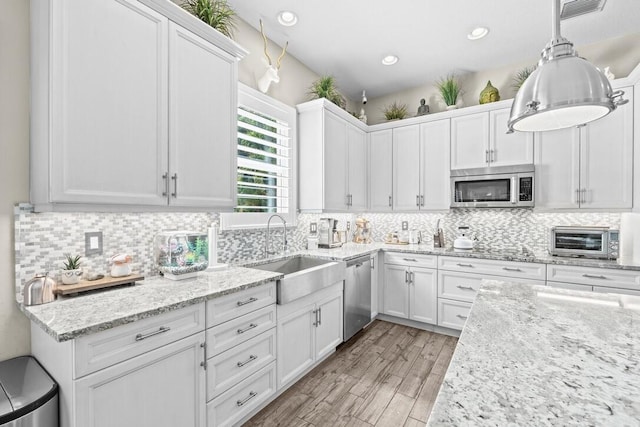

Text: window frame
xmin=220 ymin=83 xmax=297 ymax=230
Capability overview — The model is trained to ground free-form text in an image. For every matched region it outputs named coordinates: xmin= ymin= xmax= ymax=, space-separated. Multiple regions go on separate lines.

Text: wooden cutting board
xmin=54 ymin=274 xmax=144 ymax=296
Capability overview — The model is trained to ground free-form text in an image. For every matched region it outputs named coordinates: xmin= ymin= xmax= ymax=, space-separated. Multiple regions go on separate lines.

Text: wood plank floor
xmin=243 ymin=320 xmax=458 ymax=427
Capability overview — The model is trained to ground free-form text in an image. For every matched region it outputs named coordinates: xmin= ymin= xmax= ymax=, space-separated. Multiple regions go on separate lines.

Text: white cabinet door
xmin=420 ymin=120 xmax=450 ymax=210
xmin=450 ymin=113 xmax=489 ymax=169
xmin=315 ymin=292 xmax=343 ymax=360
xmin=409 ymin=267 xmax=438 ymax=324
xmin=489 ymin=108 xmax=534 ymax=167
xmin=579 ymin=89 xmax=633 ymax=209
xmin=347 ymin=125 xmax=368 ymax=210
xmin=75 ymin=332 xmax=206 ymax=427
xmin=393 ymin=125 xmax=421 ymax=211
xmin=324 ymin=111 xmax=348 ymax=211
xmin=369 ymin=130 xmax=393 ymax=211
xmin=168 ymin=23 xmax=236 ymax=208
xmin=534 ymin=127 xmax=580 ymax=209
xmin=383 ymin=264 xmax=409 ymax=318
xmin=276 ymin=303 xmax=315 ymax=388
xmin=49 ymin=0 xmax=169 ymax=206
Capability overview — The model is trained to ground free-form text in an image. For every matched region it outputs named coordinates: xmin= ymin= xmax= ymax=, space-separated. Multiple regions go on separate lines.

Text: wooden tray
xmin=54 ymin=274 xmax=144 ymax=296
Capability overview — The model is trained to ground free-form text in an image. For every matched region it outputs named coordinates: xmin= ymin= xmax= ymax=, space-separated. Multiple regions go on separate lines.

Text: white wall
xmin=365 ymin=32 xmax=640 ymax=124
xmin=0 ymin=0 xmax=31 ymax=360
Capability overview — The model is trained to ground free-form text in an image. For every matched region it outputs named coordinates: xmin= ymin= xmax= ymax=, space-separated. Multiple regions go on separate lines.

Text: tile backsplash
xmin=14 ymin=204 xmax=621 ymax=301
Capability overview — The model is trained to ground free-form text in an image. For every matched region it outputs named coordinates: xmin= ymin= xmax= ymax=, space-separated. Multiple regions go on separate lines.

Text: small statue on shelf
xmin=417 ymin=98 xmax=429 ymax=116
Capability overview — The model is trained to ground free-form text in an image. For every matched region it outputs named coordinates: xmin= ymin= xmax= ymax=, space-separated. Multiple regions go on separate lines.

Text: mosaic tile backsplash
xmin=14 ymin=204 xmax=621 ymax=300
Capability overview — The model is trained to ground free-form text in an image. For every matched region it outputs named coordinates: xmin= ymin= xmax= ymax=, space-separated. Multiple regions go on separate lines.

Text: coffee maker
xmin=318 ymin=218 xmax=343 ymax=248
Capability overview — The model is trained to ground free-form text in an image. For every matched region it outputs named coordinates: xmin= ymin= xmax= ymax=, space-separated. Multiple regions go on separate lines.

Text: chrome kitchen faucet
xmin=265 ymin=214 xmax=288 ymax=257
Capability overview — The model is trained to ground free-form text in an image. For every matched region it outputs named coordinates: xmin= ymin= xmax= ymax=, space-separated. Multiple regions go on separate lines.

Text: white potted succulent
xmin=61 ymin=254 xmax=83 ymax=285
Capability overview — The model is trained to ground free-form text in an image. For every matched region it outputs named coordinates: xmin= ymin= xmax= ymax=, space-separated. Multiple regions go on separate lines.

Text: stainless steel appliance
xmin=549 ymin=226 xmax=619 ymax=259
xmin=318 ymin=218 xmax=343 ymax=248
xmin=0 ymin=356 xmax=58 ymax=427
xmin=22 ymin=274 xmax=56 ymax=306
xmin=451 ymin=164 xmax=534 ymax=208
xmin=344 ymin=255 xmax=371 ymax=342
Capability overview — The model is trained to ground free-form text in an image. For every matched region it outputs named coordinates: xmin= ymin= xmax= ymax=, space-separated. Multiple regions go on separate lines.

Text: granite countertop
xmin=20 ymin=266 xmax=282 ymax=342
xmin=427 ymin=280 xmax=640 ymax=426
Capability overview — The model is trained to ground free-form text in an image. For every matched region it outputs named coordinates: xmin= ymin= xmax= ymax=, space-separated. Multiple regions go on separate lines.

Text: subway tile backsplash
xmin=14 ymin=204 xmax=620 ymax=300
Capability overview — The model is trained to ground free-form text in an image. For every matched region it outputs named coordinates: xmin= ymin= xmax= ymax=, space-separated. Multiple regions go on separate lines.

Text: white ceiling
xmin=227 ymin=0 xmax=640 ymax=100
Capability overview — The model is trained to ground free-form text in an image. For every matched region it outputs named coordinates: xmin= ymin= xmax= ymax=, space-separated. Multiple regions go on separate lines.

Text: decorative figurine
xmin=417 ymin=98 xmax=430 ymax=115
xmin=479 ymin=80 xmax=500 ymax=104
xmin=358 ymin=108 xmax=367 ymax=124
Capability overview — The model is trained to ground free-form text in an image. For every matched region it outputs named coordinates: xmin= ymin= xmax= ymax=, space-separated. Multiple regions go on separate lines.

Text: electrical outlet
xmin=310 ymin=222 xmax=317 ymax=233
xmin=346 ymin=221 xmax=351 ymax=231
xmin=402 ymin=221 xmax=409 ymax=231
xmin=85 ymin=231 xmax=103 ymax=255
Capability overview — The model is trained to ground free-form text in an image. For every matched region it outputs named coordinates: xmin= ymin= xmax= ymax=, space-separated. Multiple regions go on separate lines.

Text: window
xmin=220 ymin=84 xmax=297 ymax=230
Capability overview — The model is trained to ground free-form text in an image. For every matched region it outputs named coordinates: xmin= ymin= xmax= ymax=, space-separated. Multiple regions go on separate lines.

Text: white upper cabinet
xmin=392 ymin=125 xmax=421 ymax=211
xmin=368 ymin=130 xmax=393 ymax=211
xmin=298 ymin=100 xmax=368 ymax=212
xmin=420 ymin=120 xmax=450 ymax=210
xmin=535 ymin=86 xmax=633 ymax=210
xmin=451 ymin=109 xmax=533 ymax=169
xmin=168 ymin=22 xmax=237 ymax=208
xmin=30 ymin=0 xmax=244 ymax=211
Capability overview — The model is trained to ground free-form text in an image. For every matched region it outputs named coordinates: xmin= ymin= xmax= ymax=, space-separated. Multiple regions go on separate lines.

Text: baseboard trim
xmin=375 ymin=314 xmax=461 ymax=338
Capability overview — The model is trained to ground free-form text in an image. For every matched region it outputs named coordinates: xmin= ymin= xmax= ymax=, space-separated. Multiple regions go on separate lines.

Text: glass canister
xmin=154 ymin=231 xmax=208 ymax=280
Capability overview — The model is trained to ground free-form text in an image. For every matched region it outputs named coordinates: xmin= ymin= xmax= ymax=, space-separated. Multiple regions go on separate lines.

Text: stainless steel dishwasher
xmin=344 ymin=255 xmax=372 ymax=342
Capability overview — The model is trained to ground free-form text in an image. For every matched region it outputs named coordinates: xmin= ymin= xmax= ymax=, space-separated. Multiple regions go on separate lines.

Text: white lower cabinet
xmin=546 ymin=264 xmax=640 ymax=295
xmin=277 ymin=282 xmax=343 ymax=389
xmin=75 ymin=332 xmax=206 ymax=427
xmin=383 ymin=254 xmax=438 ymax=325
xmin=437 ymin=299 xmax=473 ymax=330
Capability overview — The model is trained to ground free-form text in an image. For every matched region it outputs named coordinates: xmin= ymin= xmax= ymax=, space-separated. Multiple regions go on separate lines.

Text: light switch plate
xmin=402 ymin=221 xmax=409 ymax=231
xmin=85 ymin=231 xmax=103 ymax=255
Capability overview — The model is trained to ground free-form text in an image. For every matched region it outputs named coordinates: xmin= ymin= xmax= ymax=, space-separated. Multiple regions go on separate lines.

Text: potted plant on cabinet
xmin=436 ymin=74 xmax=461 ymax=110
xmin=61 ymin=254 xmax=82 ymax=285
xmin=182 ymin=0 xmax=237 ymax=39
xmin=382 ymin=101 xmax=408 ymax=121
xmin=308 ymin=76 xmax=347 ymax=109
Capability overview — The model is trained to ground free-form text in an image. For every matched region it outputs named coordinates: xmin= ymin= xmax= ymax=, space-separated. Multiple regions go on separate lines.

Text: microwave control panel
xmin=609 ymin=230 xmax=620 ymax=258
xmin=519 ymin=177 xmax=533 ymax=201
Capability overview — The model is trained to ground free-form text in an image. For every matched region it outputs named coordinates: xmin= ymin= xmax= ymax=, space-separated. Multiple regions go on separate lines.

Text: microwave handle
xmin=511 ymin=177 xmax=517 ymax=204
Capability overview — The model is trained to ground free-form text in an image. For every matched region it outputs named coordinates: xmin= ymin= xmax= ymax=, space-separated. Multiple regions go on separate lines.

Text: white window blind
xmin=236 ymin=106 xmax=291 ymax=213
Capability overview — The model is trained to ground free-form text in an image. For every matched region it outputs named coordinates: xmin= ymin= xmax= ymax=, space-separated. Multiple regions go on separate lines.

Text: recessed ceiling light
xmin=277 ymin=11 xmax=298 ymax=27
xmin=467 ymin=27 xmax=489 ymax=40
xmin=382 ymin=55 xmax=399 ymax=66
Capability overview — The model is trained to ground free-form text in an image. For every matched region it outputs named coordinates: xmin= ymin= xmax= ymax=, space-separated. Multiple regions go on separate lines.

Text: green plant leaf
xmin=382 ymin=101 xmax=408 ymax=120
xmin=182 ymin=0 xmax=237 ymax=39
xmin=436 ymin=74 xmax=461 ymax=106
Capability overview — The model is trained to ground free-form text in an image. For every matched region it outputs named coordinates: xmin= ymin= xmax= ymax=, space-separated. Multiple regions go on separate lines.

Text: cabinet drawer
xmin=438 ymin=256 xmax=546 ymax=280
xmin=385 ymin=253 xmax=437 ymax=268
xmin=547 ymin=281 xmax=593 ymax=292
xmin=438 ymin=298 xmax=472 ymax=331
xmin=206 ymin=305 xmax=276 ymax=356
xmin=438 ymin=271 xmax=483 ymax=302
xmin=594 ymin=286 xmax=640 ymax=296
xmin=207 ymin=328 xmax=276 ymax=401
xmin=74 ymin=303 xmax=205 ymax=378
xmin=207 ymin=361 xmax=276 ymax=427
xmin=547 ymin=265 xmax=640 ymax=290
xmin=206 ymin=282 xmax=276 ymax=328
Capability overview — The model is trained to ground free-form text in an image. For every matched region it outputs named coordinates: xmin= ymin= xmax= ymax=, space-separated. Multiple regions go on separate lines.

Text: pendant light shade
xmin=507 ymin=0 xmax=627 ymax=133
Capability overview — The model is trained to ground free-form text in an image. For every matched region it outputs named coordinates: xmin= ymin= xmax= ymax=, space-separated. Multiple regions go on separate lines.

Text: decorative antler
xmin=259 ymin=19 xmax=272 ymax=66
xmin=276 ymin=41 xmax=288 ymax=70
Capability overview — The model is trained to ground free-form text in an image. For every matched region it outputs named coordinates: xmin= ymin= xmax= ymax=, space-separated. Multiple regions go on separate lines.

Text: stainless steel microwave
xmin=549 ymin=226 xmax=619 ymax=260
xmin=451 ymin=164 xmax=534 ymax=208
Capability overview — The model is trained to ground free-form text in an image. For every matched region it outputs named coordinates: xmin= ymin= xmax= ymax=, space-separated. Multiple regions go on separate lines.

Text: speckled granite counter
xmin=427 ymin=280 xmax=640 ymax=426
xmin=20 ymin=266 xmax=282 ymax=342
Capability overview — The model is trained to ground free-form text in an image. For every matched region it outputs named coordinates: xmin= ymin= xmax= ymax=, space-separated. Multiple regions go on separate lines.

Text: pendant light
xmin=507 ymin=0 xmax=627 ymax=133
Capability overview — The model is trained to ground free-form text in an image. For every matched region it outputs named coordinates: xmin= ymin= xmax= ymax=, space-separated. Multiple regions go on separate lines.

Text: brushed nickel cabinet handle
xmin=237 ymin=354 xmax=258 ymax=368
xmin=135 ymin=326 xmax=170 ymax=341
xmin=416 ymin=195 xmax=420 ymax=207
xmin=403 ymin=258 xmax=418 ymax=262
xmin=420 ymin=195 xmax=425 ymax=206
xmin=502 ymin=267 xmax=523 ymax=272
xmin=490 ymin=149 xmax=495 ymax=163
xmin=237 ymin=323 xmax=258 ymax=334
xmin=388 ymin=195 xmax=392 ymax=207
xmin=170 ymin=173 xmax=178 ymax=198
xmin=456 ymin=314 xmax=468 ymax=320
xmin=237 ymin=297 xmax=258 ymax=307
xmin=312 ymin=309 xmax=318 ymax=326
xmin=237 ymin=391 xmax=257 ymax=407
xmin=485 ymin=149 xmax=489 ymax=164
xmin=405 ymin=271 xmax=409 ymax=283
xmin=162 ymin=173 xmax=169 ymax=197
xmin=581 ymin=188 xmax=587 ymax=204
xmin=318 ymin=307 xmax=322 ymax=325
xmin=456 ymin=263 xmax=474 ymax=268
xmin=575 ymin=189 xmax=580 ymax=204
xmin=456 ymin=285 xmax=475 ymax=291
xmin=582 ymin=274 xmax=607 ymax=280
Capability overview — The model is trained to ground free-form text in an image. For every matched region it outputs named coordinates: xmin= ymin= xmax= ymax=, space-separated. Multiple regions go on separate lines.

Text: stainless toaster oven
xmin=549 ymin=226 xmax=619 ymax=259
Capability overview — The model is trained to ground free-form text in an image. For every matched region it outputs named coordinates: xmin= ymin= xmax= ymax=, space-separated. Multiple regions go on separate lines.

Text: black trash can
xmin=0 ymin=356 xmax=58 ymax=427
